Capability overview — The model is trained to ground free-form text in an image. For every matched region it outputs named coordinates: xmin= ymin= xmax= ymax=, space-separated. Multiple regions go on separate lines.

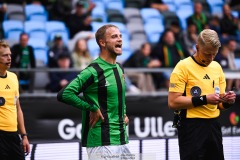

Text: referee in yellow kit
xmin=168 ymin=29 xmax=236 ymax=160
xmin=0 ymin=40 xmax=30 ymax=159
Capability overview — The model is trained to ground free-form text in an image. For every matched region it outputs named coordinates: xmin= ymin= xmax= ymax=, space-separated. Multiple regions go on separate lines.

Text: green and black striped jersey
xmin=57 ymin=57 xmax=128 ymax=147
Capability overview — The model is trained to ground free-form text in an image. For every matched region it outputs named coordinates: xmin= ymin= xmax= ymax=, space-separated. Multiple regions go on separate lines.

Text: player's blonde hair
xmin=197 ymin=29 xmax=221 ymax=48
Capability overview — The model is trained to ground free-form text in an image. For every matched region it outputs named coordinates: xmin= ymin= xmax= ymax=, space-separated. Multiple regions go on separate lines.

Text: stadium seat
xmin=177 ymin=3 xmax=193 ymax=13
xmin=6 ymin=12 xmax=25 ymax=22
xmin=206 ymin=0 xmax=224 ymax=6
xmin=28 ymin=38 xmax=48 ymax=65
xmin=24 ymin=21 xmax=47 ymax=41
xmin=45 ymin=21 xmax=69 ymax=44
xmin=2 ymin=20 xmax=24 ymax=40
xmin=34 ymin=48 xmax=48 ymax=65
xmin=91 ymin=22 xmax=107 ymax=32
xmin=28 ymin=38 xmax=47 ymax=49
xmin=105 ymin=1 xmax=124 ymax=13
xmin=91 ymin=5 xmax=107 ymax=22
xmin=5 ymin=4 xmax=25 ymax=22
xmin=25 ymin=4 xmax=48 ymax=21
xmin=126 ymin=23 xmax=146 ymax=41
xmin=144 ymin=23 xmax=164 ymax=44
xmin=107 ymin=9 xmax=126 ymax=24
xmin=165 ymin=3 xmax=177 ymax=12
xmin=207 ymin=0 xmax=224 ymax=16
xmin=140 ymin=8 xmax=163 ymax=24
xmin=6 ymin=4 xmax=23 ymax=14
xmin=209 ymin=4 xmax=223 ymax=16
xmin=176 ymin=9 xmax=193 ymax=30
xmin=124 ymin=8 xmax=141 ymax=23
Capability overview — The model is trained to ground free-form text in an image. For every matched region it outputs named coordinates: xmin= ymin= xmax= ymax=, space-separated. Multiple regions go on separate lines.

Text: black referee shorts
xmin=177 ymin=118 xmax=224 ymax=160
xmin=0 ymin=130 xmax=25 ymax=160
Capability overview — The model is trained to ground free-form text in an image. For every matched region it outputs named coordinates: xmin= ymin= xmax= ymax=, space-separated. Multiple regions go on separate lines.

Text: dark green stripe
xmin=81 ymin=75 xmax=94 ymax=145
xmin=82 ymin=111 xmax=90 ymax=146
xmin=113 ymin=67 xmax=125 ymax=143
xmin=90 ymin=63 xmax=110 ymax=145
xmin=81 ymin=75 xmax=94 ymax=92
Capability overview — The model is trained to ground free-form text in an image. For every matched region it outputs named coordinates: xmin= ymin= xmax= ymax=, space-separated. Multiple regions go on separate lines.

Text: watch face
xmin=190 ymin=86 xmax=201 ymax=97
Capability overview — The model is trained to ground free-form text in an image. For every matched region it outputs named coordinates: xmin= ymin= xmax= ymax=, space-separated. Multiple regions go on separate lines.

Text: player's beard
xmin=106 ymin=44 xmax=122 ymax=57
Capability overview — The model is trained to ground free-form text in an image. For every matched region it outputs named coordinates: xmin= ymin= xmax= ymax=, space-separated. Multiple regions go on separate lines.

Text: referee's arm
xmin=17 ymin=99 xmax=30 ymax=154
xmin=168 ymin=92 xmax=194 ymax=110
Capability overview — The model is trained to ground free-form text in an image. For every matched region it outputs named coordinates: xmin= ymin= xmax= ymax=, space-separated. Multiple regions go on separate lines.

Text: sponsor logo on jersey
xmin=190 ymin=86 xmax=201 ymax=97
xmin=105 ymin=80 xmax=110 ymax=86
xmin=203 ymin=74 xmax=210 ymax=79
xmin=5 ymin=85 xmax=10 ymax=89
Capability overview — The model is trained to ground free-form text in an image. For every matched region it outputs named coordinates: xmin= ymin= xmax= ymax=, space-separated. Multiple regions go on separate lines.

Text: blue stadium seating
xmin=91 ymin=5 xmax=107 ymax=22
xmin=24 ymin=21 xmax=47 ymax=41
xmin=45 ymin=21 xmax=69 ymax=45
xmin=176 ymin=9 xmax=193 ymax=30
xmin=140 ymin=8 xmax=163 ymax=24
xmin=2 ymin=20 xmax=24 ymax=40
xmin=25 ymin=4 xmax=48 ymax=21
xmin=91 ymin=22 xmax=107 ymax=32
xmin=28 ymin=38 xmax=48 ymax=65
xmin=144 ymin=23 xmax=164 ymax=44
xmin=105 ymin=1 xmax=124 ymax=14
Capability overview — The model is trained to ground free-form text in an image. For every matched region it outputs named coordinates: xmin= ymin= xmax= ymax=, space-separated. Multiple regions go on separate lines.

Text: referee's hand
xmin=89 ymin=109 xmax=104 ymax=128
xmin=22 ymin=136 xmax=30 ymax=156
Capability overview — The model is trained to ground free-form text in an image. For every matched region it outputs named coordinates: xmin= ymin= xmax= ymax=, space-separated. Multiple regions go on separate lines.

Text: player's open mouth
xmin=115 ymin=44 xmax=122 ymax=48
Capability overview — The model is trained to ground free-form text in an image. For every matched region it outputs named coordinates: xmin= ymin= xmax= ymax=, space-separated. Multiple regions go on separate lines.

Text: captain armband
xmin=192 ymin=95 xmax=207 ymax=107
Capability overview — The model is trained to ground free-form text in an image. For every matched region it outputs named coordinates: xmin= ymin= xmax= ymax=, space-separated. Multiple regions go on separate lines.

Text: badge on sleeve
xmin=190 ymin=86 xmax=202 ymax=97
xmin=0 ymin=97 xmax=5 ymax=106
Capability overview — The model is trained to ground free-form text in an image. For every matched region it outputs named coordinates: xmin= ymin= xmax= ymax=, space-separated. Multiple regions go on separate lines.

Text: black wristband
xmin=21 ymin=133 xmax=27 ymax=138
xmin=192 ymin=95 xmax=207 ymax=107
xmin=222 ymin=102 xmax=234 ymax=109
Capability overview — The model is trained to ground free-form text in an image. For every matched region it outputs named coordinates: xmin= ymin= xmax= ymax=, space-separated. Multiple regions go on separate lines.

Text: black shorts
xmin=177 ymin=118 xmax=224 ymax=160
xmin=0 ymin=130 xmax=25 ymax=160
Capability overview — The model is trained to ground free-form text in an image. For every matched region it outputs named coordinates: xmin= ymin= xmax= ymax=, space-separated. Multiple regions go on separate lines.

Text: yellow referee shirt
xmin=0 ymin=71 xmax=19 ymax=131
xmin=169 ymin=56 xmax=226 ymax=118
